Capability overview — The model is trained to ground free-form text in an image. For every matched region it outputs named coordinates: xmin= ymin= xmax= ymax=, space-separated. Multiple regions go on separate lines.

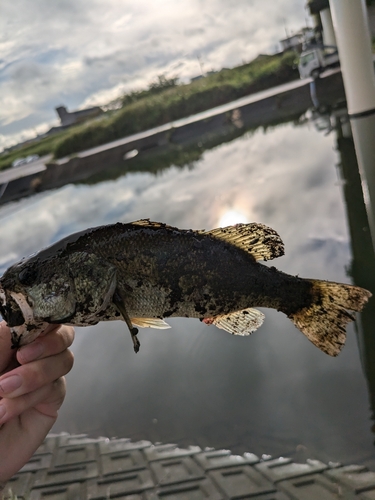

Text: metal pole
xmin=329 ymin=0 xmax=375 ymax=245
xmin=320 ymin=8 xmax=336 ymax=47
xmin=329 ymin=0 xmax=375 ymax=114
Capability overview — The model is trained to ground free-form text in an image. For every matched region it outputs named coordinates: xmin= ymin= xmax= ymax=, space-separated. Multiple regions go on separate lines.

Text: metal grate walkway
xmin=4 ymin=433 xmax=375 ymax=499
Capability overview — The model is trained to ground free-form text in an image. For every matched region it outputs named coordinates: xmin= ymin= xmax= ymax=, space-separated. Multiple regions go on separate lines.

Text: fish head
xmin=0 ymin=256 xmax=76 ymax=347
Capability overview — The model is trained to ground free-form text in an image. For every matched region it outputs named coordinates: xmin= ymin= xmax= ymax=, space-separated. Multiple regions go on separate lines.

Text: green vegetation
xmin=120 ymin=74 xmax=179 ymax=107
xmin=0 ymin=51 xmax=298 ymax=170
xmin=0 ymin=128 xmax=72 ymax=171
xmin=53 ymin=51 xmax=297 ymax=159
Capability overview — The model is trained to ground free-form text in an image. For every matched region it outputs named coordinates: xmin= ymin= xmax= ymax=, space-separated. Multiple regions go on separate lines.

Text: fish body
xmin=0 ymin=220 xmax=371 ymax=356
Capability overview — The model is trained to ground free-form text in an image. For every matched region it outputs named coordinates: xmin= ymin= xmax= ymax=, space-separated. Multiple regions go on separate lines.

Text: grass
xmin=0 ymin=50 xmax=298 ymax=170
xmin=53 ymin=51 xmax=298 ymax=158
xmin=0 ymin=128 xmax=72 ymax=171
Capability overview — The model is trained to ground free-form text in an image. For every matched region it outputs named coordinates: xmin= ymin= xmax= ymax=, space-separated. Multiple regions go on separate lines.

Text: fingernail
xmin=0 ymin=375 xmax=22 ymax=394
xmin=20 ymin=341 xmax=44 ymax=362
xmin=0 ymin=404 xmax=6 ymax=421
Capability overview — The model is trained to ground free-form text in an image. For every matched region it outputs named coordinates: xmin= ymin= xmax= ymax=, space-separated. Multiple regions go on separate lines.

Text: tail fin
xmin=289 ymin=280 xmax=372 ymax=356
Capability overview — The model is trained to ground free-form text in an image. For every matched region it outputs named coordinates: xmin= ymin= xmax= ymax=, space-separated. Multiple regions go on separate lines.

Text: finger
xmin=17 ymin=325 xmax=75 ymax=364
xmin=0 ymin=349 xmax=74 ymax=399
xmin=0 ymin=382 xmax=65 ymax=483
xmin=35 ymin=377 xmax=67 ymax=418
xmin=0 ymin=322 xmax=14 ymax=373
xmin=0 ymin=377 xmax=66 ymax=425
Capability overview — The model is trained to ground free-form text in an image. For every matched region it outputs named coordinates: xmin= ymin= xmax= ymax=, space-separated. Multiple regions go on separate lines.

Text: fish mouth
xmin=9 ymin=291 xmax=35 ymax=324
xmin=8 ymin=291 xmax=49 ymax=347
xmin=0 ymin=286 xmax=6 ymax=310
xmin=0 ymin=288 xmax=48 ymax=347
xmin=0 ymin=286 xmax=9 ymax=328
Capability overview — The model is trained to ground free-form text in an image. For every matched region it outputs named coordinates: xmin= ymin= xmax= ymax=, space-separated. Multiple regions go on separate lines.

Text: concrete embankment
xmin=0 ymin=72 xmax=345 ymax=205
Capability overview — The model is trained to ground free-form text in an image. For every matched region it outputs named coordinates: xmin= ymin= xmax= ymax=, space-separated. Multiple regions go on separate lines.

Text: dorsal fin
xmin=132 ymin=219 xmax=164 ymax=228
xmin=201 ymin=223 xmax=284 ymax=261
xmin=130 ymin=220 xmax=284 ymax=261
xmin=131 ymin=219 xmax=179 ymax=231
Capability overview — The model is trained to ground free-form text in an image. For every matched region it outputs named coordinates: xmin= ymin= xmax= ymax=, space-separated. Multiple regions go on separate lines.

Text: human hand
xmin=0 ymin=321 xmax=74 ymax=488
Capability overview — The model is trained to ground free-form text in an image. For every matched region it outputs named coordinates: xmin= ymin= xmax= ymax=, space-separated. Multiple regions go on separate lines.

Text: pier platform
xmin=4 ymin=433 xmax=375 ymax=499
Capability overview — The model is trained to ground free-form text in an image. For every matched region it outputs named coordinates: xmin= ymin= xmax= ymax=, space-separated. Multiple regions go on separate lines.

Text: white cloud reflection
xmin=218 ymin=209 xmax=249 ymax=227
xmin=1 ymin=0 xmax=307 ymax=149
xmin=0 ymin=122 xmax=348 ymax=283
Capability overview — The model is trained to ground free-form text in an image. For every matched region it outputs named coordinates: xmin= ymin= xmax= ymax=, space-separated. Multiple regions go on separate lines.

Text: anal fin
xmin=203 ymin=308 xmax=265 ymax=336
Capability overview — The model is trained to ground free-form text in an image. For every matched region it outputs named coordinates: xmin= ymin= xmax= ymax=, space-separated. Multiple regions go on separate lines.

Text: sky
xmin=0 ymin=0 xmax=308 ymax=151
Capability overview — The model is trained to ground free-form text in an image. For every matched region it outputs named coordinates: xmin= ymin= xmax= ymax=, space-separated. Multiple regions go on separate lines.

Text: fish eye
xmin=18 ymin=266 xmax=37 ymax=286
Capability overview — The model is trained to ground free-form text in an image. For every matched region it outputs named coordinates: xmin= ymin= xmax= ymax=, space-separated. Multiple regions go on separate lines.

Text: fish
xmin=0 ymin=219 xmax=371 ymax=356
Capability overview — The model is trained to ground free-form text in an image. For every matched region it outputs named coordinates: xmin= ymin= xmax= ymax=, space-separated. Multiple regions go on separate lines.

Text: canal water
xmin=0 ymin=109 xmax=374 ymax=468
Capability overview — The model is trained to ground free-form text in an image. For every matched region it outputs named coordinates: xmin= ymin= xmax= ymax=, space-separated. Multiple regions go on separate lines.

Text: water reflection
xmin=0 ymin=82 xmax=374 ymax=468
xmin=350 ymin=114 xmax=375 ymax=248
xmin=336 ymin=117 xmax=375 ymax=441
xmin=311 ymin=103 xmax=375 ymax=444
xmin=218 ymin=209 xmax=249 ymax=227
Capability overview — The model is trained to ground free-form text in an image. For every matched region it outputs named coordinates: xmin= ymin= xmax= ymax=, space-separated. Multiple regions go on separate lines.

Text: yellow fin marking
xmin=131 ymin=317 xmax=171 ymax=329
xmin=201 ymin=223 xmax=284 ymax=261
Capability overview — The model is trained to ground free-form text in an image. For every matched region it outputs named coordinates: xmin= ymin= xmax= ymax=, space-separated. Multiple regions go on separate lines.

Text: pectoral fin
xmin=203 ymin=308 xmax=265 ymax=336
xmin=112 ymin=289 xmax=140 ymax=353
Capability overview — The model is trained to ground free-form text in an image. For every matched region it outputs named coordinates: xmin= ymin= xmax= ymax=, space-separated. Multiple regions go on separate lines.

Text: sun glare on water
xmin=218 ymin=209 xmax=249 ymax=227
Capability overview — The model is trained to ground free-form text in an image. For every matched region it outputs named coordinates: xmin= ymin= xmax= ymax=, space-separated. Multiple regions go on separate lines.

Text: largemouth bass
xmin=0 ymin=220 xmax=371 ymax=356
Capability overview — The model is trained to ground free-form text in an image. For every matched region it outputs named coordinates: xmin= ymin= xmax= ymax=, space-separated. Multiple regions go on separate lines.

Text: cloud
xmin=0 ymin=0 xmax=308 ymax=149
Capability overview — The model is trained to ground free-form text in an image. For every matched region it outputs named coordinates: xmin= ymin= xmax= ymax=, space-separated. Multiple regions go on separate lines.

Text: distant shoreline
xmin=0 ymin=69 xmax=346 ymax=206
xmin=0 ymin=51 xmax=298 ymax=171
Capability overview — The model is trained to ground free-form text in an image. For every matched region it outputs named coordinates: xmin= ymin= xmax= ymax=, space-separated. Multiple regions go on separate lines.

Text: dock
xmin=4 ymin=433 xmax=375 ymax=499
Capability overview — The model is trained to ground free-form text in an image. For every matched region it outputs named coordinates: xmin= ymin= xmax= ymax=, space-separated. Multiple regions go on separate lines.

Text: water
xmin=1 ymin=115 xmax=374 ymax=468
